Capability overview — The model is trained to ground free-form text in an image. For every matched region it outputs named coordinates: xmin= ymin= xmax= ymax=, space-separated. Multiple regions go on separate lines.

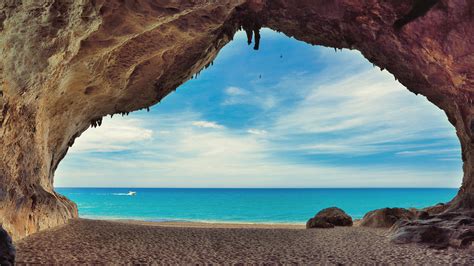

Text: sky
xmin=55 ymin=29 xmax=463 ymax=188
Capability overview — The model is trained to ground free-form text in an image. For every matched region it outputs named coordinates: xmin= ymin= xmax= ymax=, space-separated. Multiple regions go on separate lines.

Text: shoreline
xmin=110 ymin=218 xmax=307 ymax=229
xmin=109 ymin=218 xmax=363 ymax=229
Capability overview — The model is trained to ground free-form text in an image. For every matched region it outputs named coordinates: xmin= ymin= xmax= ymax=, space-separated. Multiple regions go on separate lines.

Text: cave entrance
xmin=53 ymin=29 xmax=462 ymax=223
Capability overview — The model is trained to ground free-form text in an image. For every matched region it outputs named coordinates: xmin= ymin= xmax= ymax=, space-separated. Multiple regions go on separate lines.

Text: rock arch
xmin=0 ymin=0 xmax=473 ymax=246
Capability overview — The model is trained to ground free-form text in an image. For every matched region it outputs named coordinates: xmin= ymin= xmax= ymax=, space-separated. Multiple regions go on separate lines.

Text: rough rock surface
xmin=361 ymin=208 xmax=416 ymax=228
xmin=306 ymin=219 xmax=335 ymax=229
xmin=361 ymin=205 xmax=474 ymax=249
xmin=422 ymin=203 xmax=450 ymax=215
xmin=307 ymin=207 xmax=353 ymax=228
xmin=390 ymin=211 xmax=474 ymax=249
xmin=0 ymin=0 xmax=473 ymax=249
xmin=0 ymin=225 xmax=15 ymax=265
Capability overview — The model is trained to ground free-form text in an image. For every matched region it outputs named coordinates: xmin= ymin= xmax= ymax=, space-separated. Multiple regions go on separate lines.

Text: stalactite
xmin=245 ymin=28 xmax=253 ymax=45
xmin=253 ymin=27 xmax=261 ymax=50
xmin=239 ymin=3 xmax=262 ymax=51
xmin=90 ymin=117 xmax=103 ymax=128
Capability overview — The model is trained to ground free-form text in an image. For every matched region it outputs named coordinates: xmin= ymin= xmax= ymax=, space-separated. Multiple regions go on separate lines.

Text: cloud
xmin=157 ymin=130 xmax=171 ymax=135
xmin=192 ymin=121 xmax=224 ymax=129
xmin=58 ymin=145 xmax=462 ymax=188
xmin=70 ymin=118 xmax=153 ymax=153
xmin=396 ymin=148 xmax=459 ymax=157
xmin=247 ymin=129 xmax=268 ymax=135
xmin=57 ymin=111 xmax=462 ymax=188
xmin=222 ymin=92 xmax=278 ymax=110
xmin=271 ymin=69 xmax=456 ymax=156
xmin=225 ymin=86 xmax=248 ymax=96
xmin=222 ymin=85 xmax=278 ymax=110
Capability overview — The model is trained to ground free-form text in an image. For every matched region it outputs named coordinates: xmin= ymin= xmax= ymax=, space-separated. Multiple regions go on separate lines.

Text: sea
xmin=56 ymin=188 xmax=457 ymax=224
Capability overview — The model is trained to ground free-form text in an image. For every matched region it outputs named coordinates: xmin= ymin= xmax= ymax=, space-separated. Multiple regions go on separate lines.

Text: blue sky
xmin=55 ymin=29 xmax=462 ymax=188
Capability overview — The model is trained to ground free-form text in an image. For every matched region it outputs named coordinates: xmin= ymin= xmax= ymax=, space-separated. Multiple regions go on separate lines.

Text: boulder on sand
xmin=306 ymin=207 xmax=353 ymax=228
xmin=307 ymin=219 xmax=335 ymax=228
xmin=389 ymin=211 xmax=474 ymax=249
xmin=360 ymin=207 xmax=416 ymax=228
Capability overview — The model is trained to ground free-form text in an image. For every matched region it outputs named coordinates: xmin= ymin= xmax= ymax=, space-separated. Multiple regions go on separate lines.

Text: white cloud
xmin=222 ymin=85 xmax=278 ymax=110
xmin=225 ymin=86 xmax=248 ymax=96
xmin=247 ymin=129 xmax=267 ymax=135
xmin=272 ymin=69 xmax=456 ymax=155
xmin=222 ymin=93 xmax=278 ymax=110
xmin=57 ymin=108 xmax=462 ymax=188
xmin=396 ymin=148 xmax=459 ymax=157
xmin=192 ymin=121 xmax=224 ymax=129
xmin=70 ymin=118 xmax=153 ymax=153
xmin=57 ymin=147 xmax=462 ymax=188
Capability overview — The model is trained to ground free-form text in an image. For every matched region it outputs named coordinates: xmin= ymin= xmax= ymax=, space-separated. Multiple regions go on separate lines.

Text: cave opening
xmin=53 ymin=28 xmax=462 ymax=224
xmin=1 ymin=0 xmax=473 ymax=254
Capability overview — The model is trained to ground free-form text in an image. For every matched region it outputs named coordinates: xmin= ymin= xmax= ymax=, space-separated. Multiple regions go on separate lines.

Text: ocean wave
xmin=79 ymin=215 xmax=305 ymax=225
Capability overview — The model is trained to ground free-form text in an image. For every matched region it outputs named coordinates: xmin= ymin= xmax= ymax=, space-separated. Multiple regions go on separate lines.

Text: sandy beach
xmin=15 ymin=218 xmax=473 ymax=264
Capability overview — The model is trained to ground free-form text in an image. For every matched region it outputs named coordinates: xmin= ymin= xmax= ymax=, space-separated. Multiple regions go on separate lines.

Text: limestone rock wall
xmin=0 ymin=0 xmax=246 ymax=240
xmin=0 ymin=0 xmax=473 ymax=242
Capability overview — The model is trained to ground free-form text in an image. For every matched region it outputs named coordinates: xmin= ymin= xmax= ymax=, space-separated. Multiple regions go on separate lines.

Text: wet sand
xmin=16 ymin=218 xmax=473 ymax=264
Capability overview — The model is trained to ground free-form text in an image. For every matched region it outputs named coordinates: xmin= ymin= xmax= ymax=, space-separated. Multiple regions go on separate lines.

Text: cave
xmin=0 ymin=0 xmax=473 ymax=250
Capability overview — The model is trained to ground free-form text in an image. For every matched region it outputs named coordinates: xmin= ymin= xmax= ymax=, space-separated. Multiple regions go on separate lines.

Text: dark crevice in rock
xmin=0 ymin=101 xmax=6 ymax=128
xmin=470 ymin=119 xmax=474 ymax=136
xmin=394 ymin=0 xmax=440 ymax=29
xmin=84 ymin=86 xmax=98 ymax=95
xmin=0 ymin=225 xmax=15 ymax=265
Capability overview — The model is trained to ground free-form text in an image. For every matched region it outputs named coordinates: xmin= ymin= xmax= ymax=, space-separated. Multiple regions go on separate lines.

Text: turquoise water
xmin=56 ymin=188 xmax=457 ymax=224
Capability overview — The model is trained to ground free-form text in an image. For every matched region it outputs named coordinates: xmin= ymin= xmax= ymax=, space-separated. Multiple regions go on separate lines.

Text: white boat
xmin=127 ymin=191 xmax=137 ymax=196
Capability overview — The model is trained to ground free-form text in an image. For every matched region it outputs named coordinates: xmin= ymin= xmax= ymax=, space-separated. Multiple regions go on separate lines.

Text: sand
xmin=16 ymin=218 xmax=473 ymax=264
